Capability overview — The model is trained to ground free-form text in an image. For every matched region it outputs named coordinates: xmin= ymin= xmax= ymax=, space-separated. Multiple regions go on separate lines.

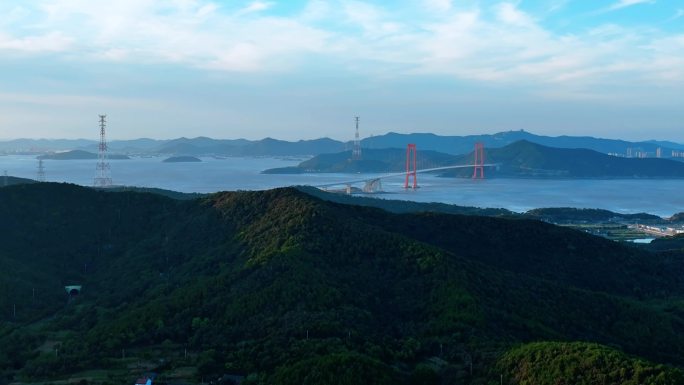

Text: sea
xmin=2 ymin=155 xmax=684 ymax=217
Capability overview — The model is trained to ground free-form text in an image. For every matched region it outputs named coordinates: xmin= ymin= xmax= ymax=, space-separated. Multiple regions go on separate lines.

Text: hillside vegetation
xmin=1 ymin=183 xmax=684 ymax=384
xmin=497 ymin=342 xmax=684 ymax=385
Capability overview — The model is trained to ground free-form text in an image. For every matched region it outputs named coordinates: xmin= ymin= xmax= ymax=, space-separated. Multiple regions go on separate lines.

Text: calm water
xmin=2 ymin=155 xmax=683 ymax=217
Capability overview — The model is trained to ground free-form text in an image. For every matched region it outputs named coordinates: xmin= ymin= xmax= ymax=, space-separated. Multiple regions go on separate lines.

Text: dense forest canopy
xmin=1 ymin=182 xmax=684 ymax=384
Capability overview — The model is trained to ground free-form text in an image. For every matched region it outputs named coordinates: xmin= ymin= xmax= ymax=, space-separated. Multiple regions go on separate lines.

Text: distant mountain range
xmin=265 ymin=140 xmax=684 ymax=178
xmin=7 ymin=134 xmax=684 ymax=180
xmin=2 ymin=130 xmax=683 ymax=158
xmin=0 ymin=136 xmax=345 ymax=156
xmin=362 ymin=130 xmax=684 ymax=155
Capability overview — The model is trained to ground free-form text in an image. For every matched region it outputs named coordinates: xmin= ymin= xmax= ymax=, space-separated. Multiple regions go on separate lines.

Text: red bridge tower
xmin=472 ymin=142 xmax=485 ymax=179
xmin=405 ymin=144 xmax=417 ymax=189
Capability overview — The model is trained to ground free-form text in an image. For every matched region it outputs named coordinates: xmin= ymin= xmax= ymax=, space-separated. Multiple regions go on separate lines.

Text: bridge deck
xmin=314 ymin=163 xmax=499 ymax=188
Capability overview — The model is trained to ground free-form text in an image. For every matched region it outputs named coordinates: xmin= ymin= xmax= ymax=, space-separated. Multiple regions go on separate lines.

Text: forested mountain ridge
xmin=361 ymin=130 xmax=684 ymax=155
xmin=1 ymin=183 xmax=684 ymax=384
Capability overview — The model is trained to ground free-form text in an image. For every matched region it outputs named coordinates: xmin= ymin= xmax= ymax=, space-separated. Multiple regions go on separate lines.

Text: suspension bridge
xmin=315 ymin=142 xmax=499 ymax=194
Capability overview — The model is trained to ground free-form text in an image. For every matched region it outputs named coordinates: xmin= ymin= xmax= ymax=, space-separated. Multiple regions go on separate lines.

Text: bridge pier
xmin=363 ymin=178 xmax=383 ymax=193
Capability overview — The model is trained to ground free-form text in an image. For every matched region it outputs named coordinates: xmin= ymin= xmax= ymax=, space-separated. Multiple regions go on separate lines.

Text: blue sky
xmin=0 ymin=0 xmax=682 ymax=141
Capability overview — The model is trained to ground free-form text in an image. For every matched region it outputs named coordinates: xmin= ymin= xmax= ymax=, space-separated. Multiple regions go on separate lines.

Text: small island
xmin=162 ymin=156 xmax=202 ymax=163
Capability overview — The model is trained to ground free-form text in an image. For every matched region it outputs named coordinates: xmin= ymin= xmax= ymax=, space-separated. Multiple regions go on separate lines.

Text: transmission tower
xmin=352 ymin=116 xmax=362 ymax=160
xmin=93 ymin=114 xmax=112 ymax=187
xmin=37 ymin=159 xmax=46 ymax=182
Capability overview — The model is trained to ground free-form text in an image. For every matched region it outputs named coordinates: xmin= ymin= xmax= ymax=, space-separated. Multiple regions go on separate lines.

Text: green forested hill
xmin=0 ymin=175 xmax=36 ymax=186
xmin=1 ymin=183 xmax=684 ymax=385
xmin=497 ymin=342 xmax=684 ymax=385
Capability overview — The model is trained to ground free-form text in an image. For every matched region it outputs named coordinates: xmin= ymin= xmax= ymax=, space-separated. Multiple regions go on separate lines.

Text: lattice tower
xmin=93 ymin=114 xmax=112 ymax=187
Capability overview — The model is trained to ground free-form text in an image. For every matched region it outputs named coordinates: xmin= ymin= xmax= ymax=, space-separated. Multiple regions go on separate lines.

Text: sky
xmin=0 ymin=0 xmax=682 ymax=142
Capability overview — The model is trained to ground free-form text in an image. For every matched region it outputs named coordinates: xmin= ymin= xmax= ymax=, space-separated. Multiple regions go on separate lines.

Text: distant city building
xmin=627 ymin=148 xmax=647 ymax=158
xmin=656 ymin=147 xmax=662 ymax=158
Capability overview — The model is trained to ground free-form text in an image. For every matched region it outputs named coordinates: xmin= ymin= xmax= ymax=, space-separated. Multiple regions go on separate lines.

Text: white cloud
xmin=423 ymin=0 xmax=452 ymax=12
xmin=0 ymin=0 xmax=680 ymax=96
xmin=342 ymin=1 xmax=384 ymax=29
xmin=300 ymin=0 xmax=332 ymax=21
xmin=548 ymin=0 xmax=570 ymax=13
xmin=236 ymin=1 xmax=273 ymax=17
xmin=496 ymin=2 xmax=536 ymax=27
xmin=2 ymin=6 xmax=30 ymax=25
xmin=1 ymin=0 xmax=331 ymax=72
xmin=0 ymin=31 xmax=72 ymax=53
xmin=667 ymin=9 xmax=684 ymax=22
xmin=409 ymin=3 xmax=683 ymax=95
xmin=196 ymin=3 xmax=219 ymax=18
xmin=607 ymin=0 xmax=656 ymax=11
xmin=0 ymin=92 xmax=165 ymax=109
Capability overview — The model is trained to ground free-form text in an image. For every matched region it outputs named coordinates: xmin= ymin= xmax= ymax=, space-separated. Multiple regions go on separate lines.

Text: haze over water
xmin=3 ymin=155 xmax=683 ymax=217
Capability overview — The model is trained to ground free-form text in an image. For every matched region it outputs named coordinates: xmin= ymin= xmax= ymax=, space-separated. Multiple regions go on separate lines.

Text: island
xmin=38 ymin=150 xmax=130 ymax=160
xmin=162 ymin=155 xmax=202 ymax=163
